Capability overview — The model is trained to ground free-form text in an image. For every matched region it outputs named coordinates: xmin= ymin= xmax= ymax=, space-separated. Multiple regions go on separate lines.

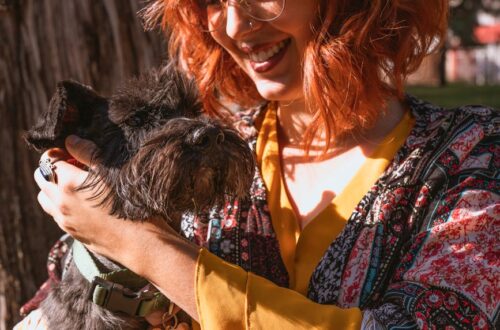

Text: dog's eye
xmin=125 ymin=112 xmax=147 ymax=127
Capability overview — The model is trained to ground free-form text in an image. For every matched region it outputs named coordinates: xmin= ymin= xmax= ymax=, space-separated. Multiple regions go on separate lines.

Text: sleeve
xmin=367 ymin=118 xmax=499 ymax=329
xmin=195 ymin=249 xmax=362 ymax=330
xmin=20 ymin=235 xmax=72 ymax=316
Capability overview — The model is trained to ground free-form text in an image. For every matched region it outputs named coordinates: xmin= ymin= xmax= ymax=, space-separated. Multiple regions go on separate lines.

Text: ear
xmin=25 ymin=80 xmax=107 ymax=152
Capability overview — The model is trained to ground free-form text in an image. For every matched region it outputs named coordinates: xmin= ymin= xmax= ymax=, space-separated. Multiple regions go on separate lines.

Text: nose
xmin=225 ymin=3 xmax=260 ymax=39
xmin=191 ymin=126 xmax=225 ymax=149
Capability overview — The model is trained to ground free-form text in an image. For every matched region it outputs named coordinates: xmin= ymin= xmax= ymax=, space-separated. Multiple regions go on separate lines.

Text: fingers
xmin=44 ymin=147 xmax=72 ymax=161
xmin=65 ymin=135 xmax=98 ymax=167
xmin=53 ymin=160 xmax=89 ymax=187
xmin=34 ymin=137 xmax=96 ymax=209
xmin=34 ymin=157 xmax=91 ymax=237
xmin=37 ymin=190 xmax=60 ymax=219
xmin=34 ymin=167 xmax=59 ymax=200
xmin=34 ymin=157 xmax=89 ymax=201
xmin=37 ymin=189 xmax=80 ymax=237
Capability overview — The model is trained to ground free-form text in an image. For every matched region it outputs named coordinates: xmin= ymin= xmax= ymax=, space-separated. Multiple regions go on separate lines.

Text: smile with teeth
xmin=248 ymin=40 xmax=289 ymax=63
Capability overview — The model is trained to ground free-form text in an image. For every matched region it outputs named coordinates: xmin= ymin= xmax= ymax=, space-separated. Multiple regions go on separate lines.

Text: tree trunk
xmin=438 ymin=47 xmax=447 ymax=87
xmin=0 ymin=1 xmax=165 ymax=328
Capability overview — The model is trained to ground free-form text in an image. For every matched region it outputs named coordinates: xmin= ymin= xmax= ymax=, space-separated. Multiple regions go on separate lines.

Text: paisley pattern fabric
xmin=308 ymin=97 xmax=499 ymax=329
xmin=183 ymin=96 xmax=499 ymax=329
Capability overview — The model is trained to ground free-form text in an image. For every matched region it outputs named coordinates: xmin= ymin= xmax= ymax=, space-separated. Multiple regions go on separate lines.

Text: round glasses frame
xmin=199 ymin=0 xmax=286 ymax=32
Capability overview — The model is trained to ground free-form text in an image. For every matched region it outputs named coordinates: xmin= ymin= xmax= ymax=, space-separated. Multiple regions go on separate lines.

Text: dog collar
xmin=72 ymin=240 xmax=169 ymax=317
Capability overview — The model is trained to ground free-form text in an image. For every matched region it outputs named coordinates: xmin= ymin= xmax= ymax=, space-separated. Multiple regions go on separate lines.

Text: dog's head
xmin=26 ymin=65 xmax=255 ymax=223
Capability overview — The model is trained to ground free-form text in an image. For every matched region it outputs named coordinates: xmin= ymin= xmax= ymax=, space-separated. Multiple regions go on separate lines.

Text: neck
xmin=276 ymin=98 xmax=313 ymax=147
xmin=276 ymin=98 xmax=406 ymax=155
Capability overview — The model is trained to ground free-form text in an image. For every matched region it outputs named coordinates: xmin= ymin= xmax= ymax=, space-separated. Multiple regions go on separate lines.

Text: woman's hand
xmin=35 ymin=136 xmax=121 ymax=255
xmin=34 ymin=135 xmax=200 ymax=321
xmin=34 ymin=135 xmax=172 ymax=264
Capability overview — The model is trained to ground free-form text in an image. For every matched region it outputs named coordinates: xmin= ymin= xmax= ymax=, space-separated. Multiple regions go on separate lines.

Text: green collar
xmin=72 ymin=240 xmax=169 ymax=317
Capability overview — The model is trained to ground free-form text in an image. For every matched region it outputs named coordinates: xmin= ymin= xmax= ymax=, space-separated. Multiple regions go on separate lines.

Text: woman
xmin=24 ymin=0 xmax=498 ymax=329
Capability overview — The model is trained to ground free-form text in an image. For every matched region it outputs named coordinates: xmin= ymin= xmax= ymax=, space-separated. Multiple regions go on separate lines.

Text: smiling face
xmin=205 ymin=0 xmax=319 ymax=102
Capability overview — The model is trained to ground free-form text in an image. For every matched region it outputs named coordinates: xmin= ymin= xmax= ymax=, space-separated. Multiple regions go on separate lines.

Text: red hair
xmin=143 ymin=0 xmax=448 ymax=145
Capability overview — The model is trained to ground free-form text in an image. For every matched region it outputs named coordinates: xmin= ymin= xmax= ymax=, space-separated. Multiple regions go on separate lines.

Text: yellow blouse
xmin=194 ymin=106 xmax=415 ymax=329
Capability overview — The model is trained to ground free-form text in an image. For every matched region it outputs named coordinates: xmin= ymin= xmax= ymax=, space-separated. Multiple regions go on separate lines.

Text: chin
xmin=254 ymin=80 xmax=302 ymax=102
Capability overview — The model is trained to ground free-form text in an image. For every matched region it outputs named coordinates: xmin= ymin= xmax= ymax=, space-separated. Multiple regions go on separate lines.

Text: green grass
xmin=407 ymin=84 xmax=500 ymax=109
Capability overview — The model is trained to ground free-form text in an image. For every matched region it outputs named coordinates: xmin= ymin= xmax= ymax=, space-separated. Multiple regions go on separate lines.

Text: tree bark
xmin=0 ymin=1 xmax=165 ymax=328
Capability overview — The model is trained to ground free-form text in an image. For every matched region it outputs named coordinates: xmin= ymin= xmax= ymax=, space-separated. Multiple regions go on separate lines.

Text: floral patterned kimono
xmin=22 ymin=96 xmax=498 ymax=329
xmin=184 ymin=96 xmax=499 ymax=329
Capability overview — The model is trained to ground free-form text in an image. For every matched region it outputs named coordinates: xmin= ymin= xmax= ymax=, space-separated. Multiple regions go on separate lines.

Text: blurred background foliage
xmin=407 ymin=84 xmax=499 ymax=108
xmin=407 ymin=0 xmax=500 ymax=109
xmin=448 ymin=0 xmax=499 ymax=46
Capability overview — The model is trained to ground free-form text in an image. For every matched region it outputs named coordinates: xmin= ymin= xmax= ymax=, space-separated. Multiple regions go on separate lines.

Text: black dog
xmin=26 ymin=64 xmax=255 ymax=329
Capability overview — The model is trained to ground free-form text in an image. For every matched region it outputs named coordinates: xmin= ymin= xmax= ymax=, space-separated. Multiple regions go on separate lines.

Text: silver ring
xmin=38 ymin=158 xmax=57 ymax=183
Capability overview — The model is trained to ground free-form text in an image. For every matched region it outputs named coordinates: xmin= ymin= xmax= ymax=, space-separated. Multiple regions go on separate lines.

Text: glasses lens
xmin=243 ymin=0 xmax=285 ymax=21
xmin=199 ymin=0 xmax=285 ymax=32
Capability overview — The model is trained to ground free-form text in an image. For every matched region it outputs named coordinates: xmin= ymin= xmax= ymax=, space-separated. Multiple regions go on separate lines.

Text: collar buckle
xmin=89 ymin=277 xmax=155 ymax=316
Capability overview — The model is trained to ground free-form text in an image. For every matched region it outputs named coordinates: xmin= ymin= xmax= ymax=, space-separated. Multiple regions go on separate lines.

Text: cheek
xmin=210 ymin=31 xmax=235 ymax=56
xmin=212 ymin=39 xmax=254 ymax=83
xmin=210 ymin=33 xmax=248 ymax=67
xmin=209 ymin=30 xmax=224 ymax=46
xmin=286 ymin=23 xmax=314 ymax=61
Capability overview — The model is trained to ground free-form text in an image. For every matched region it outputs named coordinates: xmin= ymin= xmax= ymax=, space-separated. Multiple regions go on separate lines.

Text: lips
xmin=244 ymin=38 xmax=291 ymax=73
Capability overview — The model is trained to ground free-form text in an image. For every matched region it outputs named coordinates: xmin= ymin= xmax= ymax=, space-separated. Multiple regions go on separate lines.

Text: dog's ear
xmin=25 ymin=80 xmax=108 ymax=152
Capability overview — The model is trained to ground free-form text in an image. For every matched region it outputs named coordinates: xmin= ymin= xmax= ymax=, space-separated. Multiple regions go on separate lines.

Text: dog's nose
xmin=192 ymin=126 xmax=225 ymax=149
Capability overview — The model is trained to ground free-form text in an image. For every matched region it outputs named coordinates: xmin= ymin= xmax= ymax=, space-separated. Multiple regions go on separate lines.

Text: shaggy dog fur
xmin=26 ymin=64 xmax=255 ymax=329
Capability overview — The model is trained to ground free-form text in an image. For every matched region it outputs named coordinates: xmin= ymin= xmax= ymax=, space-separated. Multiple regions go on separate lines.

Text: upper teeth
xmin=249 ymin=40 xmax=287 ymax=63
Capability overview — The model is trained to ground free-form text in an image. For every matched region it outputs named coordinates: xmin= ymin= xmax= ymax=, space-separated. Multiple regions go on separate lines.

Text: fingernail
xmin=66 ymin=135 xmax=81 ymax=146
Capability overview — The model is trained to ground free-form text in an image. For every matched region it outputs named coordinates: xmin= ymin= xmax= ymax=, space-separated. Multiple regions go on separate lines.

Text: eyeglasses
xmin=198 ymin=0 xmax=286 ymax=32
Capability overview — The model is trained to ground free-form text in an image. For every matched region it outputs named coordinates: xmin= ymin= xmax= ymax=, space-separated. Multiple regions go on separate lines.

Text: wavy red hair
xmin=143 ymin=0 xmax=448 ymax=145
